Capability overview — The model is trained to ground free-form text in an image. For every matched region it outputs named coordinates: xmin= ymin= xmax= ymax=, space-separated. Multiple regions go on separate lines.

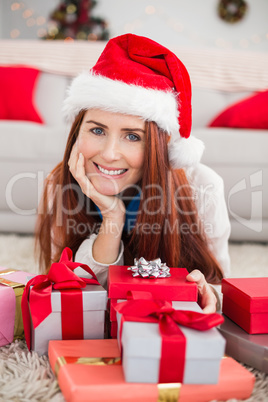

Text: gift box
xmin=109 ymin=300 xmax=199 ymax=339
xmin=0 ymin=268 xmax=35 ymax=346
xmin=21 ymin=247 xmax=107 ymax=355
xmin=108 ymin=264 xmax=198 ymax=339
xmin=116 ymin=298 xmax=226 ymax=384
xmin=218 ymin=314 xmax=268 ymax=373
xmin=110 ymin=320 xmax=118 ymax=339
xmin=108 ymin=265 xmax=198 ymax=302
xmin=222 ymin=277 xmax=268 ymax=334
xmin=48 ymin=338 xmax=255 ymax=402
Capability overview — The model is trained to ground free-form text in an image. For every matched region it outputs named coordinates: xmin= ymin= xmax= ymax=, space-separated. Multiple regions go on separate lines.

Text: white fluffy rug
xmin=0 ymin=234 xmax=267 ymax=402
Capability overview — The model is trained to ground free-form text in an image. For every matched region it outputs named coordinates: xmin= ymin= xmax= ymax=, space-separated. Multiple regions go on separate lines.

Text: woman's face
xmin=77 ymin=109 xmax=146 ymax=196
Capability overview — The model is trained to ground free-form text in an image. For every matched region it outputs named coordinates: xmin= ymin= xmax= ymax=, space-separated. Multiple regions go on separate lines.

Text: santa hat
xmin=63 ymin=34 xmax=204 ymax=169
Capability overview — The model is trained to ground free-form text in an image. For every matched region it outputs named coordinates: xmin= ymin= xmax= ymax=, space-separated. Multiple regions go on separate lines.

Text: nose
xmin=100 ymin=136 xmax=121 ymax=162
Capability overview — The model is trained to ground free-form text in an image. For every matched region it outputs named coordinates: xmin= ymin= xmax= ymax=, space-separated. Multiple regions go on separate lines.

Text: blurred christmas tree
xmin=44 ymin=0 xmax=109 ymax=40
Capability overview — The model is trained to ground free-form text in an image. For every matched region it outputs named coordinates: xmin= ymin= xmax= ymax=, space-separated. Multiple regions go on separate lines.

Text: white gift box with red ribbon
xmin=117 ymin=301 xmax=226 ymax=384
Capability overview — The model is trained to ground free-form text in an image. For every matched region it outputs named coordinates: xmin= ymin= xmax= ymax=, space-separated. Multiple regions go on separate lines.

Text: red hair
xmin=36 ymin=114 xmax=223 ymax=284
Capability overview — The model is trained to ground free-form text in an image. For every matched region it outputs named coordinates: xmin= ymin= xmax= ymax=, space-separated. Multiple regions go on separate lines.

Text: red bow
xmin=115 ymin=292 xmax=224 ymax=383
xmin=22 ymin=247 xmax=100 ymax=350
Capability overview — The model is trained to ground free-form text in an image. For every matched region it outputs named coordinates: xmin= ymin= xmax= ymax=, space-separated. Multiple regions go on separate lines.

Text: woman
xmin=36 ymin=34 xmax=231 ymax=313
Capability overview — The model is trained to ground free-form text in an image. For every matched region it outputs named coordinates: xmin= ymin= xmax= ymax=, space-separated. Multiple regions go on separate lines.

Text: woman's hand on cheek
xmin=186 ymin=270 xmax=217 ymax=314
xmin=68 ymin=143 xmax=126 ymax=224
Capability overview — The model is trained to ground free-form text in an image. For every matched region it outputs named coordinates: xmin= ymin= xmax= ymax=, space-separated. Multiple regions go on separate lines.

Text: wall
xmin=1 ymin=0 xmax=59 ymax=40
xmin=94 ymin=0 xmax=268 ymax=51
xmin=0 ymin=0 xmax=267 ymax=52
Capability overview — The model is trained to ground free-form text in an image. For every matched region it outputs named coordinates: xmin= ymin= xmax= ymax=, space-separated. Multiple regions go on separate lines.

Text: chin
xmin=92 ymin=180 xmax=120 ymax=196
xmin=99 ymin=189 xmax=118 ymax=196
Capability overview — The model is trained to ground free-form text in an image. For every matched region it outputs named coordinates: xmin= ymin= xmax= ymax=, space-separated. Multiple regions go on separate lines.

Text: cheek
xmin=130 ymin=149 xmax=145 ymax=171
xmin=77 ymin=136 xmax=94 ymax=157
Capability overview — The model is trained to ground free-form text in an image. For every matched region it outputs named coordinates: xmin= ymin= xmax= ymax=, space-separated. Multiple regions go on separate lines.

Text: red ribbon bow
xmin=115 ymin=291 xmax=224 ymax=383
xmin=22 ymin=247 xmax=100 ymax=350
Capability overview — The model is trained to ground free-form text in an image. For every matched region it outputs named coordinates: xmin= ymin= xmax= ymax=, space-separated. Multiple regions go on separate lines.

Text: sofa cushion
xmin=193 ymin=127 xmax=268 ymax=165
xmin=0 ymin=65 xmax=43 ymax=123
xmin=0 ymin=121 xmax=68 ymax=161
xmin=193 ymin=127 xmax=268 ymax=220
xmin=191 ymin=88 xmax=252 ymax=128
xmin=208 ymin=90 xmax=268 ymax=129
xmin=35 ymin=72 xmax=70 ymax=126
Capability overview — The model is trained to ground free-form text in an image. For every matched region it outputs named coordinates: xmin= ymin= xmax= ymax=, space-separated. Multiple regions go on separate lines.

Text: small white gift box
xmin=30 ymin=283 xmax=107 ymax=356
xmin=22 ymin=247 xmax=108 ymax=356
xmin=117 ymin=301 xmax=226 ymax=384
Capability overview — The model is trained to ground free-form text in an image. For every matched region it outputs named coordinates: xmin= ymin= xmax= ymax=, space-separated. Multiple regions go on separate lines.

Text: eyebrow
xmin=85 ymin=120 xmax=108 ymax=128
xmin=121 ymin=127 xmax=145 ymax=133
xmin=85 ymin=120 xmax=145 ymax=133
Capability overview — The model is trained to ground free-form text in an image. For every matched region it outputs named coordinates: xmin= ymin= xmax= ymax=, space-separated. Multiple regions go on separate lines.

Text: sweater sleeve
xmin=186 ymin=163 xmax=231 ymax=311
xmin=187 ymin=163 xmax=231 ymax=278
xmin=74 ymin=233 xmax=124 ymax=289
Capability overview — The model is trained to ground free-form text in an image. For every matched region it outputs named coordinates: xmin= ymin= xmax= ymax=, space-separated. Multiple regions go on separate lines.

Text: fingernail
xmin=79 ymin=152 xmax=83 ymax=159
xmin=189 ymin=272 xmax=198 ymax=280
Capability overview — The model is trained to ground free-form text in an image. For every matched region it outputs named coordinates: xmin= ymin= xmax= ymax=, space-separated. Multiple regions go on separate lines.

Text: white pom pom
xmin=168 ymin=136 xmax=205 ymax=169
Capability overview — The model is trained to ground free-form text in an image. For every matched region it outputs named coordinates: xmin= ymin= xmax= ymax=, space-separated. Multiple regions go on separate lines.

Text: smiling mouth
xmin=94 ymin=163 xmax=127 ymax=176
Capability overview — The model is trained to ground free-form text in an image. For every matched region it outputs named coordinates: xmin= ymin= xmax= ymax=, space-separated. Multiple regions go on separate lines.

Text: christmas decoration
xmin=218 ymin=0 xmax=248 ymax=23
xmin=43 ymin=0 xmax=109 ymax=41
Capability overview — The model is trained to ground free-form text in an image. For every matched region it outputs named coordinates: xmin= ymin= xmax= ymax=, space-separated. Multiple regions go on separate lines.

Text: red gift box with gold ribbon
xmin=21 ymin=247 xmax=107 ymax=355
xmin=48 ymin=339 xmax=255 ymax=402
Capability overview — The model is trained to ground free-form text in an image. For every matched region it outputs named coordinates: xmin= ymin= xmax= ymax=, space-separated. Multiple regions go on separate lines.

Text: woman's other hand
xmin=186 ymin=269 xmax=218 ymax=313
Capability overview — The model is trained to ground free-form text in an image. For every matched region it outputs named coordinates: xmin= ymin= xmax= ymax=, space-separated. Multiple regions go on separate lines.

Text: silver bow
xmin=128 ymin=257 xmax=171 ymax=278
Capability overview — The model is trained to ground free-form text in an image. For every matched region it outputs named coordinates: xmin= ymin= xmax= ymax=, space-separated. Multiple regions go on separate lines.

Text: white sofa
xmin=192 ymin=87 xmax=268 ymax=242
xmin=0 ymin=42 xmax=267 ymax=241
xmin=0 ymin=72 xmax=71 ymax=233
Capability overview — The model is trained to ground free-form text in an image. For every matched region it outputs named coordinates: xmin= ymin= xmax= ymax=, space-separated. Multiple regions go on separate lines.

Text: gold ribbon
xmin=0 ymin=277 xmax=25 ymax=289
xmin=54 ymin=356 xmax=121 ymax=378
xmin=0 ymin=269 xmax=24 ymax=289
xmin=157 ymin=383 xmax=181 ymax=402
xmin=0 ymin=269 xmax=17 ymax=275
xmin=0 ymin=268 xmax=18 ymax=275
xmin=54 ymin=355 xmax=181 ymax=401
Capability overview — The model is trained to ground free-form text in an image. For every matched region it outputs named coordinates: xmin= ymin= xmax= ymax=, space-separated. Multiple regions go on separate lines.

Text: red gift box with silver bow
xmin=108 ymin=262 xmax=198 ymax=338
xmin=21 ymin=247 xmax=107 ymax=355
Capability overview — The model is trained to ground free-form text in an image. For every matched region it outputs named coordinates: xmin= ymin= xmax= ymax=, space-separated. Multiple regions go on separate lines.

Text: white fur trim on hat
xmin=63 ymin=71 xmax=204 ymax=168
xmin=63 ymin=71 xmax=179 ymax=133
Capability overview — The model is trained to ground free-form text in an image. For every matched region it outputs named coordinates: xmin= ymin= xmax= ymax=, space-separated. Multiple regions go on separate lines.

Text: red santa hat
xmin=63 ymin=34 xmax=204 ymax=169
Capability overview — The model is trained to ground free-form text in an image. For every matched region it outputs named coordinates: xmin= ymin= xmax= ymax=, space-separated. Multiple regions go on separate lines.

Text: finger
xmin=68 ymin=141 xmax=79 ymax=172
xmin=202 ymin=291 xmax=217 ymax=314
xmin=68 ymin=141 xmax=78 ymax=163
xmin=75 ymin=153 xmax=102 ymax=203
xmin=186 ymin=270 xmax=217 ymax=313
xmin=186 ymin=269 xmax=205 ymax=286
xmin=75 ymin=153 xmax=93 ymax=193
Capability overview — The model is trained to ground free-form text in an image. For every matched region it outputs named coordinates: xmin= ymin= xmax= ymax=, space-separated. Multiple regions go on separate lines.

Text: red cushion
xmin=0 ymin=65 xmax=43 ymax=123
xmin=208 ymin=90 xmax=268 ymax=129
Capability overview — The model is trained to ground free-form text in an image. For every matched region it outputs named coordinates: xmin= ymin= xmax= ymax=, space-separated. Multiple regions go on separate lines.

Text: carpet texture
xmin=0 ymin=234 xmax=267 ymax=402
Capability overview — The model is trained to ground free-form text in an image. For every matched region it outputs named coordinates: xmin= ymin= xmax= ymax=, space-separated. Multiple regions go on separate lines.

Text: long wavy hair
xmin=35 ymin=110 xmax=223 ymax=284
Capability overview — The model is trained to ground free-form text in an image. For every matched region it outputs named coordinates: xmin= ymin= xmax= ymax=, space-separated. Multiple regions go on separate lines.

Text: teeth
xmin=97 ymin=164 xmax=126 ymax=176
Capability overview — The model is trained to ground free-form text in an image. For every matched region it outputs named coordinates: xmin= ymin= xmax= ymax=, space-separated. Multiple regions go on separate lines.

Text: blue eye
xmin=127 ymin=133 xmax=140 ymax=141
xmin=92 ymin=127 xmax=104 ymax=135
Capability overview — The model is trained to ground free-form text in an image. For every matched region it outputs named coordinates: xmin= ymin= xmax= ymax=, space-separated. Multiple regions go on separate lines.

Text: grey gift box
xmin=218 ymin=314 xmax=268 ymax=373
xmin=30 ymin=284 xmax=107 ymax=355
xmin=117 ymin=301 xmax=226 ymax=384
